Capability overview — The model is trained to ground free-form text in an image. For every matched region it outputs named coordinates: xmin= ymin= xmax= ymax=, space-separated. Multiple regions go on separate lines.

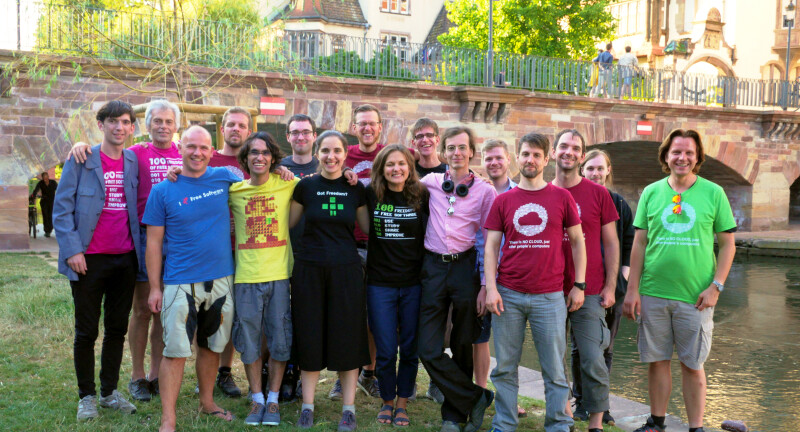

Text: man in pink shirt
xmin=418 ymin=126 xmax=497 ymax=432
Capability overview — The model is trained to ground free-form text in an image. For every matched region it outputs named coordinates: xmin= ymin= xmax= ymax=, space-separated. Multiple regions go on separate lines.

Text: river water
xmin=511 ymin=256 xmax=800 ymax=431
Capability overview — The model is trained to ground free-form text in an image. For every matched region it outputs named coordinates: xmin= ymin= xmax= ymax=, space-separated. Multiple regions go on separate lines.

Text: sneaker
xmin=602 ymin=410 xmax=615 ymax=426
xmin=572 ymin=402 xmax=588 ymax=421
xmin=408 ymin=384 xmax=417 ymax=401
xmin=328 ymin=379 xmax=343 ymax=400
xmin=633 ymin=416 xmax=666 ymax=432
xmin=216 ymin=370 xmax=242 ymax=398
xmin=245 ymin=402 xmax=266 ymax=426
xmin=338 ymin=410 xmax=357 ymax=432
xmin=98 ymin=390 xmax=137 ymax=414
xmin=148 ymin=377 xmax=159 ymax=396
xmin=297 ymin=408 xmax=314 ymax=429
xmin=426 ymin=382 xmax=445 ymax=404
xmin=77 ymin=395 xmax=98 ymax=421
xmin=262 ymin=402 xmax=281 ymax=426
xmin=440 ymin=420 xmax=462 ymax=432
xmin=357 ymin=371 xmax=381 ymax=398
xmin=128 ymin=378 xmax=152 ymax=402
xmin=464 ymin=389 xmax=493 ymax=432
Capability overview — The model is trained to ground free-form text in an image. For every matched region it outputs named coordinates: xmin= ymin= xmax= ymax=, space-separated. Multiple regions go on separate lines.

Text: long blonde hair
xmin=581 ymin=149 xmax=614 ymax=190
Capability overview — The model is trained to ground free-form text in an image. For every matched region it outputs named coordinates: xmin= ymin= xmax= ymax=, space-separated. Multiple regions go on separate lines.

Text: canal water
xmin=510 ymin=256 xmax=800 ymax=431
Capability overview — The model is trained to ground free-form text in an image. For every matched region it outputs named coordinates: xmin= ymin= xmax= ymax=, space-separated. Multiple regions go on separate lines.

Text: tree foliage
xmin=439 ymin=0 xmax=617 ymax=60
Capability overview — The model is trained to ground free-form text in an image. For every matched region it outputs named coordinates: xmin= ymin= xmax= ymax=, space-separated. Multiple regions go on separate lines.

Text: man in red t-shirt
xmin=552 ymin=129 xmax=620 ymax=432
xmin=484 ymin=132 xmax=586 ymax=432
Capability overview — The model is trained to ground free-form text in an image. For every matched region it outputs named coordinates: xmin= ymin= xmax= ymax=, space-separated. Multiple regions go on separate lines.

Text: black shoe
xmin=464 ymin=389 xmax=494 ymax=432
xmin=572 ymin=401 xmax=589 ymax=421
xmin=216 ymin=370 xmax=242 ymax=398
xmin=148 ymin=377 xmax=159 ymax=396
xmin=127 ymin=378 xmax=151 ymax=402
xmin=602 ymin=410 xmax=615 ymax=426
xmin=44 ymin=232 xmax=51 ymax=238
xmin=633 ymin=416 xmax=666 ymax=432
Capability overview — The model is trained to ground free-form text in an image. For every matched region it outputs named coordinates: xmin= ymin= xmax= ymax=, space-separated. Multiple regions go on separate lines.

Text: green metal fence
xmin=18 ymin=2 xmax=800 ymax=110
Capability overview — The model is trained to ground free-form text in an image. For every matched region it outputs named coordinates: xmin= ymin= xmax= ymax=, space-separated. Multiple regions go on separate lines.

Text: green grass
xmin=0 ymin=253 xmax=624 ymax=432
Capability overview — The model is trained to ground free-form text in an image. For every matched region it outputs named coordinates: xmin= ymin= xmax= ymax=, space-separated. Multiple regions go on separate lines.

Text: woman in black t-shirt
xmin=288 ymin=131 xmax=370 ymax=429
xmin=365 ymin=144 xmax=429 ymax=427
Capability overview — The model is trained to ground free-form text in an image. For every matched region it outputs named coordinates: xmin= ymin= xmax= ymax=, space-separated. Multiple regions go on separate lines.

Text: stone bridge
xmin=2 ymin=53 xmax=800 ymax=249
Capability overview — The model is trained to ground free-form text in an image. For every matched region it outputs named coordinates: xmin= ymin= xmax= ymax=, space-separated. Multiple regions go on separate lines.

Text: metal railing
xmin=6 ymin=1 xmax=800 ymax=110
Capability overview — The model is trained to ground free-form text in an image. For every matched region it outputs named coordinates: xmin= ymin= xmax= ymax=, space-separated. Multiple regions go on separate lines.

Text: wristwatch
xmin=573 ymin=282 xmax=586 ymax=291
xmin=712 ymin=280 xmax=724 ymax=292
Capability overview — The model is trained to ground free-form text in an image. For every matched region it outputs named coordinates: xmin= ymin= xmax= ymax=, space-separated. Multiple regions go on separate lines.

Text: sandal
xmin=392 ymin=407 xmax=410 ymax=427
xmin=377 ymin=404 xmax=393 ymax=424
xmin=200 ymin=408 xmax=233 ymax=421
xmin=518 ymin=404 xmax=527 ymax=418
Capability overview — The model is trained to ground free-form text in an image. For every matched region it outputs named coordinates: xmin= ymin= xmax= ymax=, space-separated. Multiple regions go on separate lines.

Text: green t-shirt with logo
xmin=633 ymin=176 xmax=736 ymax=304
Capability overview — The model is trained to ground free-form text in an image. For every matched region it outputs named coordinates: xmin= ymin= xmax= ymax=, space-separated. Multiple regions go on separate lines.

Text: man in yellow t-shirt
xmin=228 ymin=131 xmax=298 ymax=426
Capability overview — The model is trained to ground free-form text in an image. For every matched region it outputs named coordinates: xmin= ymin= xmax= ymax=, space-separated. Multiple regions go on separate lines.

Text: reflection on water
xmin=508 ymin=256 xmax=800 ymax=432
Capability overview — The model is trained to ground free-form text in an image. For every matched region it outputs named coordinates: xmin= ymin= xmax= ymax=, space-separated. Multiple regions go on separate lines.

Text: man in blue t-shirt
xmin=595 ymin=43 xmax=614 ymax=98
xmin=143 ymin=126 xmax=241 ymax=432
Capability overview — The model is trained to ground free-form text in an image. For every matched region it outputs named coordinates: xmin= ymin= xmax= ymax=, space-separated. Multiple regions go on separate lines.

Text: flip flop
xmin=200 ymin=409 xmax=233 ymax=421
xmin=393 ymin=407 xmax=410 ymax=427
xmin=377 ymin=404 xmax=394 ymax=424
xmin=518 ymin=405 xmax=527 ymax=418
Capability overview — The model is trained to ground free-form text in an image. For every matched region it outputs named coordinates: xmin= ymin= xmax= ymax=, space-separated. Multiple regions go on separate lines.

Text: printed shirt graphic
xmin=229 ymin=174 xmax=299 ymax=283
xmin=346 ymin=144 xmax=383 ymax=243
xmin=366 ymin=187 xmax=429 ymax=287
xmin=130 ymin=143 xmax=182 ymax=224
xmin=86 ymin=152 xmax=134 ymax=254
xmin=484 ymin=185 xmax=580 ymax=294
xmin=142 ymin=167 xmax=240 ymax=284
xmin=561 ymin=178 xmax=620 ymax=295
xmin=634 ymin=176 xmax=736 ymax=304
xmin=292 ymin=174 xmax=366 ymax=265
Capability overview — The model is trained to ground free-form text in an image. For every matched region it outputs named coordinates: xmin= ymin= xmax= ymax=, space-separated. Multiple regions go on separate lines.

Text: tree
xmin=438 ymin=0 xmax=617 ymax=60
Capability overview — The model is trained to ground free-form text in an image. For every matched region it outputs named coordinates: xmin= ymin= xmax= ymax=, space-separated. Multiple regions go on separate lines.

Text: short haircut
xmin=412 ymin=117 xmax=439 ymax=136
xmin=41 ymin=171 xmax=48 ymax=177
xmin=658 ymin=129 xmax=705 ymax=174
xmin=287 ymin=114 xmax=316 ymax=132
xmin=582 ymin=149 xmax=614 ymax=188
xmin=237 ymin=131 xmax=285 ymax=175
xmin=625 ymin=46 xmax=632 ymax=53
xmin=352 ymin=104 xmax=382 ymax=123
xmin=482 ymin=139 xmax=510 ymax=156
xmin=145 ymin=99 xmax=180 ymax=129
xmin=96 ymin=100 xmax=135 ymax=123
xmin=439 ymin=126 xmax=476 ymax=154
xmin=222 ymin=106 xmax=253 ymax=130
xmin=314 ymin=130 xmax=350 ymax=157
xmin=518 ymin=133 xmax=550 ymax=156
xmin=181 ymin=125 xmax=212 ymax=143
xmin=554 ymin=129 xmax=586 ymax=154
xmin=606 ymin=42 xmax=613 ymax=50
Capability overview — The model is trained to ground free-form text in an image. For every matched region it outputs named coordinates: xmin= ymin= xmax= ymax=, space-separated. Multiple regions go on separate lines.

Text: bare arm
xmin=566 ymin=224 xmax=586 ymax=312
xmin=600 ymin=221 xmax=620 ymax=308
xmin=695 ymin=232 xmax=736 ymax=311
xmin=483 ymin=230 xmax=504 ymax=316
xmin=146 ymin=225 xmax=165 ymax=313
xmin=288 ymin=201 xmax=304 ymax=229
xmin=356 ymin=205 xmax=370 ymax=235
xmin=623 ymin=229 xmax=648 ymax=320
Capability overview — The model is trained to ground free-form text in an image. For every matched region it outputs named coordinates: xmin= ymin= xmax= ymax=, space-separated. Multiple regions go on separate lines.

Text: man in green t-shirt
xmin=623 ymin=129 xmax=736 ymax=432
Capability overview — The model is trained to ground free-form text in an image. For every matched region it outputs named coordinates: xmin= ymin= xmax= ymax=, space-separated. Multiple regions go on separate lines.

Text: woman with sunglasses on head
xmin=364 ymin=144 xmax=429 ymax=427
xmin=288 ymin=130 xmax=370 ymax=432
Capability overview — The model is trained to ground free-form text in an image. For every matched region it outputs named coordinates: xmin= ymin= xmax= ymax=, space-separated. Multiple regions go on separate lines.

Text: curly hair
xmin=237 ymin=131 xmax=285 ymax=176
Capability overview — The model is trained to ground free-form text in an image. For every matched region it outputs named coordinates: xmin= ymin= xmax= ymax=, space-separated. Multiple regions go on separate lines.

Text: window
xmin=380 ymin=0 xmax=409 ymax=15
xmin=611 ymin=0 xmax=641 ymax=36
xmin=381 ymin=33 xmax=410 ymax=62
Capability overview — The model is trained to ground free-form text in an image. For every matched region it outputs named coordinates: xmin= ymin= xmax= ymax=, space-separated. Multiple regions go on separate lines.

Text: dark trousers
xmin=570 ymin=298 xmax=622 ymax=405
xmin=40 ymin=199 xmax=53 ymax=234
xmin=367 ymin=284 xmax=422 ymax=401
xmin=70 ymin=252 xmax=137 ymax=399
xmin=418 ymin=250 xmax=483 ymax=423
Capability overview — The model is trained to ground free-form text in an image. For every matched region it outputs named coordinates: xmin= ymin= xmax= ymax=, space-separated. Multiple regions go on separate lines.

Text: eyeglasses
xmin=672 ymin=194 xmax=682 ymax=215
xmin=248 ymin=150 xmax=271 ymax=157
xmin=414 ymin=132 xmax=437 ymax=140
xmin=447 ymin=196 xmax=456 ymax=216
xmin=288 ymin=130 xmax=314 ymax=138
xmin=355 ymin=121 xmax=381 ymax=128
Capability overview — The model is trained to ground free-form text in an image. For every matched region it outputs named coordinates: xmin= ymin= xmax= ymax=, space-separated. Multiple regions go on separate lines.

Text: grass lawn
xmin=0 ymin=253 xmax=625 ymax=432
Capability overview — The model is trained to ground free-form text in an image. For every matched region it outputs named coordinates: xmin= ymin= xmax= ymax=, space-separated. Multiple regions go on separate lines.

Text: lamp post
xmin=784 ymin=0 xmax=795 ymax=110
xmin=486 ymin=0 xmax=494 ymax=87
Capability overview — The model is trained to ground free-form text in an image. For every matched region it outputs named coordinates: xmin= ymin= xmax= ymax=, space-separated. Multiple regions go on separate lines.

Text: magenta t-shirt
xmin=85 ymin=152 xmax=134 ymax=255
xmin=130 ymin=143 xmax=182 ymax=224
xmin=484 ymin=184 xmax=581 ymax=294
xmin=561 ymin=178 xmax=619 ymax=295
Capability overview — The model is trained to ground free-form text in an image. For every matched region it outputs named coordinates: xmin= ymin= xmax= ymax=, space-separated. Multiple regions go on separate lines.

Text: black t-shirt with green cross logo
xmin=292 ymin=174 xmax=366 ymax=265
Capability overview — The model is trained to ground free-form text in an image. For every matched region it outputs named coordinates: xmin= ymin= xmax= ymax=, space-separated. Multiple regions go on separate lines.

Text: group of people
xmin=53 ymin=99 xmax=736 ymax=432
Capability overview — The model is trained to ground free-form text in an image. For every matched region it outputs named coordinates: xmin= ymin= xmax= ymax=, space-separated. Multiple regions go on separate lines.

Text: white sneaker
xmin=98 ymin=390 xmax=137 ymax=414
xmin=77 ymin=395 xmax=98 ymax=421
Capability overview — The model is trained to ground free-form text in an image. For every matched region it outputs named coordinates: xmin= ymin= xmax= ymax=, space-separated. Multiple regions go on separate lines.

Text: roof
xmin=424 ymin=5 xmax=452 ymax=45
xmin=285 ymin=0 xmax=367 ymax=27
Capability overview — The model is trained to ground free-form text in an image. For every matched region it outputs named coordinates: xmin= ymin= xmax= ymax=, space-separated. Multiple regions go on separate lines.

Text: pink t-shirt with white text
xmin=130 ymin=143 xmax=182 ymax=224
xmin=86 ymin=152 xmax=134 ymax=254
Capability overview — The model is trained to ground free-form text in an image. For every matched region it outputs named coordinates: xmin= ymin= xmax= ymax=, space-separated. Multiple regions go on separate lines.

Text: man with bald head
xmin=143 ymin=126 xmax=242 ymax=431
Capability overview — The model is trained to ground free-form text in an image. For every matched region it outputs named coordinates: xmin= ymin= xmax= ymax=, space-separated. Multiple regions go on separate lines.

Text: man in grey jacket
xmin=53 ymin=100 xmax=142 ymax=421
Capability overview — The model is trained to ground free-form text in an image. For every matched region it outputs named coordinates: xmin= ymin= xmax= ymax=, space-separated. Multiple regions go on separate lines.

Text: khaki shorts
xmin=161 ymin=275 xmax=234 ymax=358
xmin=637 ymin=295 xmax=714 ymax=370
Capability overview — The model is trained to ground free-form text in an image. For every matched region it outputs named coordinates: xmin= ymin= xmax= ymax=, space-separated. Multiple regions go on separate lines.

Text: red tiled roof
xmin=287 ymin=0 xmax=367 ymax=27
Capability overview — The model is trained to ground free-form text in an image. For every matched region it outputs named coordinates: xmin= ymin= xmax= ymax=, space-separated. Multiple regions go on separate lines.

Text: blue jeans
xmin=367 ymin=284 xmax=422 ymax=401
xmin=491 ymin=286 xmax=572 ymax=432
